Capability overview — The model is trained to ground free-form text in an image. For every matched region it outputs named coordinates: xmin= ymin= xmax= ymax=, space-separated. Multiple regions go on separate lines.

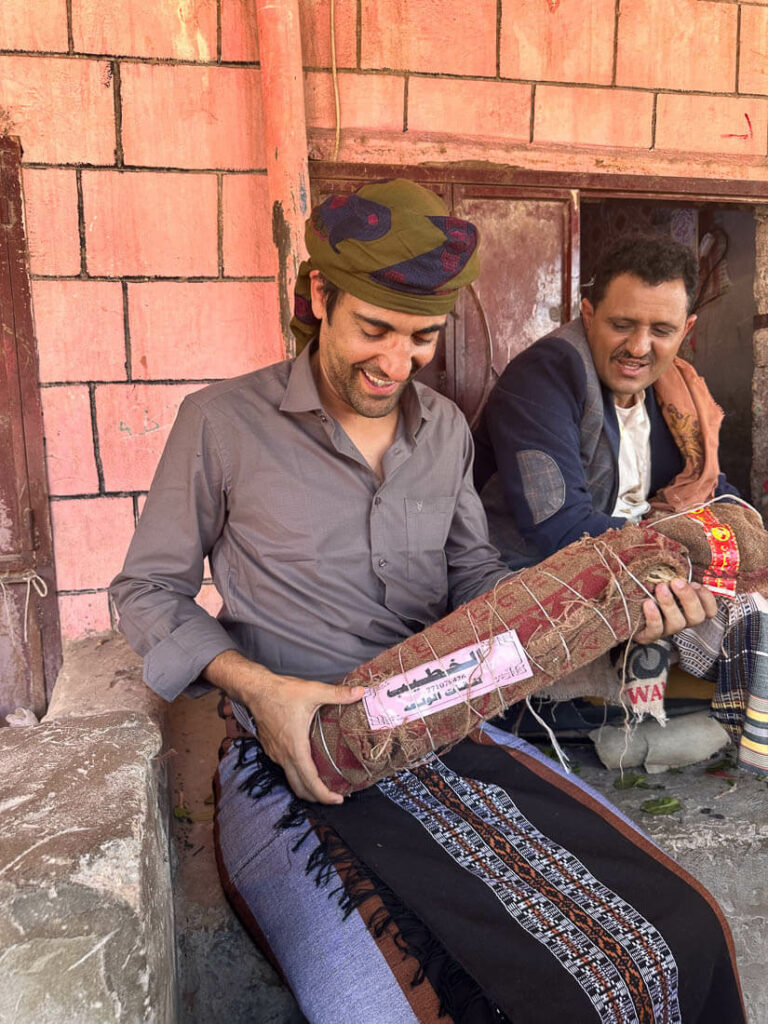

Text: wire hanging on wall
xmin=330 ymin=0 xmax=341 ymax=161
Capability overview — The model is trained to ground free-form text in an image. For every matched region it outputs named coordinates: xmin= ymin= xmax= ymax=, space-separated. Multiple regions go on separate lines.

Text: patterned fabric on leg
xmin=312 ymin=726 xmax=745 ymax=1024
xmin=216 ymin=729 xmax=745 ymax=1024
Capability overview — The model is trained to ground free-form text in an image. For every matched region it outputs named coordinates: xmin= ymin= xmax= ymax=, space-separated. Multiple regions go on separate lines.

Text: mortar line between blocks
xmin=217 ymin=174 xmax=225 ymax=277
xmin=122 ymin=281 xmax=132 ymax=381
xmin=112 ymin=60 xmax=124 ymax=168
xmin=88 ymin=383 xmax=106 ymax=494
xmin=76 ymin=169 xmax=87 ymax=277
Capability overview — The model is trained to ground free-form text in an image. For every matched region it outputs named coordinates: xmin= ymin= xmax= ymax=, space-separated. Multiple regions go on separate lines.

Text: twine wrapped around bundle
xmin=649 ymin=501 xmax=768 ymax=595
xmin=310 ymin=524 xmax=690 ymax=795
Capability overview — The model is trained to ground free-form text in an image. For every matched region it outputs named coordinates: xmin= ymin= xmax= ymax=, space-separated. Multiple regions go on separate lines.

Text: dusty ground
xmin=166 ymin=689 xmax=304 ymax=1024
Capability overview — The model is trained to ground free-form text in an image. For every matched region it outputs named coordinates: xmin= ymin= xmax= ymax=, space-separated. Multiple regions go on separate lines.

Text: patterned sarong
xmin=215 ymin=724 xmax=745 ymax=1023
xmin=673 ymin=592 xmax=768 ymax=777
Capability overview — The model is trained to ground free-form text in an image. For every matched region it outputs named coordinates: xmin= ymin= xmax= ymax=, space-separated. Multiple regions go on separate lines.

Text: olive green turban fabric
xmin=290 ymin=179 xmax=481 ymax=352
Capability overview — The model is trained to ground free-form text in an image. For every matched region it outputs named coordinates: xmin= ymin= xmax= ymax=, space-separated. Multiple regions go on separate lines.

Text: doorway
xmin=580 ymin=198 xmax=756 ymax=497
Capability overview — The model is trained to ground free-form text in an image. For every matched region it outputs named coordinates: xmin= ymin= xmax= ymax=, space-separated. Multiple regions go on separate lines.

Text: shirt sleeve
xmin=445 ymin=421 xmax=512 ymax=609
xmin=109 ymin=396 xmax=237 ymax=701
xmin=482 ymin=338 xmax=625 ymax=559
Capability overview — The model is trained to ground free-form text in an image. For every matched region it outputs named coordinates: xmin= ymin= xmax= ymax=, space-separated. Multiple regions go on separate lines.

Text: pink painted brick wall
xmin=71 ymin=0 xmax=217 ymax=60
xmin=32 ymin=281 xmax=126 ymax=382
xmin=6 ymin=0 xmax=768 ymax=643
xmin=221 ymin=0 xmax=260 ymax=62
xmin=121 ymin=64 xmax=265 ymax=169
xmin=305 ymin=71 xmax=405 ymax=132
xmin=128 ymin=282 xmax=283 ymax=379
xmin=222 ymin=175 xmax=277 ymax=277
xmin=22 ymin=169 xmax=81 ymax=276
xmin=534 ymin=86 xmax=654 ymax=149
xmin=0 ymin=56 xmax=116 ymax=164
xmin=51 ymin=497 xmax=136 ymax=591
xmin=500 ymin=0 xmax=615 ymax=86
xmin=95 ymin=383 xmax=202 ymax=492
xmin=408 ymin=78 xmax=531 ymax=141
xmin=361 ymin=0 xmax=498 ymax=76
xmin=40 ymin=386 xmax=100 ymax=495
xmin=3 ymin=0 xmax=277 ymax=641
xmin=0 ymin=2 xmax=68 ymax=53
xmin=83 ymin=171 xmax=219 ymax=277
xmin=616 ymin=0 xmax=737 ymax=94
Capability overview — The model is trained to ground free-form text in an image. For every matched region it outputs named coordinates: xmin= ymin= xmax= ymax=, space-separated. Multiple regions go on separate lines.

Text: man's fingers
xmin=330 ymin=684 xmax=365 ymax=705
xmin=635 ymin=597 xmax=664 ymax=644
xmin=636 ymin=579 xmax=719 ymax=643
xmin=288 ymin=747 xmax=344 ymax=805
xmin=308 ymin=681 xmax=364 ymax=705
xmin=669 ymin=578 xmax=714 ymax=627
xmin=690 ymin=582 xmax=718 ymax=619
xmin=659 ymin=580 xmax=695 ymax=630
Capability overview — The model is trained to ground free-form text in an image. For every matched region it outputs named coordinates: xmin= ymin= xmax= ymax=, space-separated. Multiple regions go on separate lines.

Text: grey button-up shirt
xmin=110 ymin=345 xmax=509 ymax=700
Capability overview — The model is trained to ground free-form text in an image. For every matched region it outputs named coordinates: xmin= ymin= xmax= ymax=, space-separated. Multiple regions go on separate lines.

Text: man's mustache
xmin=611 ymin=348 xmax=653 ymax=366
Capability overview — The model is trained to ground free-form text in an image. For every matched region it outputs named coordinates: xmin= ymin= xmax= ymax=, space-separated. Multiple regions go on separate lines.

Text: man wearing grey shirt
xmin=110 ymin=183 xmax=734 ymax=1023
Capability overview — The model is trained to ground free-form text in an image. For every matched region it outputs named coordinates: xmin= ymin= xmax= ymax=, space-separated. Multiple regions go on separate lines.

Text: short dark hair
xmin=590 ymin=235 xmax=699 ymax=314
xmin=317 ymin=273 xmax=343 ymax=323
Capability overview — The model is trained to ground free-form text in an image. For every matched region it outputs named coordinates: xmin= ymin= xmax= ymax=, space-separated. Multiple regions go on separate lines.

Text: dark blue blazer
xmin=474 ymin=329 xmax=738 ymax=565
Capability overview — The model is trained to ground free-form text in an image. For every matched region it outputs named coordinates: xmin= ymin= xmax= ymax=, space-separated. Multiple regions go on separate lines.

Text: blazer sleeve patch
xmin=516 ymin=450 xmax=566 ymax=524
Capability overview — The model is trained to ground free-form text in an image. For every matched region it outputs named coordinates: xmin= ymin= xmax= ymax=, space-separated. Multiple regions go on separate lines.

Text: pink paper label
xmin=362 ymin=630 xmax=533 ymax=731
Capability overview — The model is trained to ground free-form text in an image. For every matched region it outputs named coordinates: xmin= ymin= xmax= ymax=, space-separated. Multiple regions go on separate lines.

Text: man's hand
xmin=634 ymin=578 xmax=717 ymax=644
xmin=204 ymin=650 xmax=363 ymax=805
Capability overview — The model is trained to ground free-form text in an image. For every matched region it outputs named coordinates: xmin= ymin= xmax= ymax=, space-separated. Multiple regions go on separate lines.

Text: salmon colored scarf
xmin=650 ymin=356 xmax=725 ymax=513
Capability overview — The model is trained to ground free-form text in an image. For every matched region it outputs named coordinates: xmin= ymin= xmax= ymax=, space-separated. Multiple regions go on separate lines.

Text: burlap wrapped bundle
xmin=310 ymin=524 xmax=690 ymax=794
xmin=650 ymin=502 xmax=768 ymax=594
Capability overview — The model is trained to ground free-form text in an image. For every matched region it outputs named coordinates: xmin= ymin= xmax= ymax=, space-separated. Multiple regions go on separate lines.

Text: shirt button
xmin=373 ymin=496 xmax=381 ymax=507
xmin=378 ymin=558 xmax=388 ymax=568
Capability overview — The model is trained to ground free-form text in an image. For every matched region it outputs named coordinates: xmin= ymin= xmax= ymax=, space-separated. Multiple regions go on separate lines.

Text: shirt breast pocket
xmin=404 ymin=496 xmax=455 ymax=582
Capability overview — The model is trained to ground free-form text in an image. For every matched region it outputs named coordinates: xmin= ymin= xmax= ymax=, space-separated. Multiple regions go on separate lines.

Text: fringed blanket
xmin=217 ymin=724 xmax=746 ymax=1024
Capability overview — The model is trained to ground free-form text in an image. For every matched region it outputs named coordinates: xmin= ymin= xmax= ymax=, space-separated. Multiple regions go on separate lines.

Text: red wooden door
xmin=449 ymin=185 xmax=580 ymax=426
xmin=0 ymin=137 xmax=61 ymax=722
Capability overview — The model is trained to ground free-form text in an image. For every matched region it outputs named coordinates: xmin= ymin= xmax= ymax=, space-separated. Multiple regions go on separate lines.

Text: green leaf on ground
xmin=613 ymin=772 xmax=649 ymax=790
xmin=705 ymin=756 xmax=736 ymax=774
xmin=173 ymin=803 xmax=193 ymax=821
xmin=641 ymin=797 xmax=682 ymax=815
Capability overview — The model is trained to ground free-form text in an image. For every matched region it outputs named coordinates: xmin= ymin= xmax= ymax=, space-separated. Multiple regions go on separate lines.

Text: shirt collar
xmin=279 ymin=341 xmax=324 ymax=415
xmin=279 ymin=340 xmax=433 ymax=436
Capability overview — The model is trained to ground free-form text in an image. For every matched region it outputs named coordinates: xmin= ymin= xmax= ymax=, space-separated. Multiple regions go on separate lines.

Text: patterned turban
xmin=290 ymin=179 xmax=481 ymax=352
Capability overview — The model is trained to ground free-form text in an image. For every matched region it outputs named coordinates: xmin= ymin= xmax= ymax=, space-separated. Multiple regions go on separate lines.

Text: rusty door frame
xmin=309 ymin=161 xmax=768 ymax=204
xmin=0 ymin=135 xmax=62 ymax=713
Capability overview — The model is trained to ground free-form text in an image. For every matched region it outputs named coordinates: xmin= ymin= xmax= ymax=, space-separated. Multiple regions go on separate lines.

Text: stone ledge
xmin=0 ymin=633 xmax=175 ymax=1024
xmin=44 ymin=632 xmax=163 ymax=725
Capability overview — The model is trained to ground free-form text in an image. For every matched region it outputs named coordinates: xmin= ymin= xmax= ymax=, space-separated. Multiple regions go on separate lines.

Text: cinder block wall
xmin=1 ymin=0 xmax=766 ymax=643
